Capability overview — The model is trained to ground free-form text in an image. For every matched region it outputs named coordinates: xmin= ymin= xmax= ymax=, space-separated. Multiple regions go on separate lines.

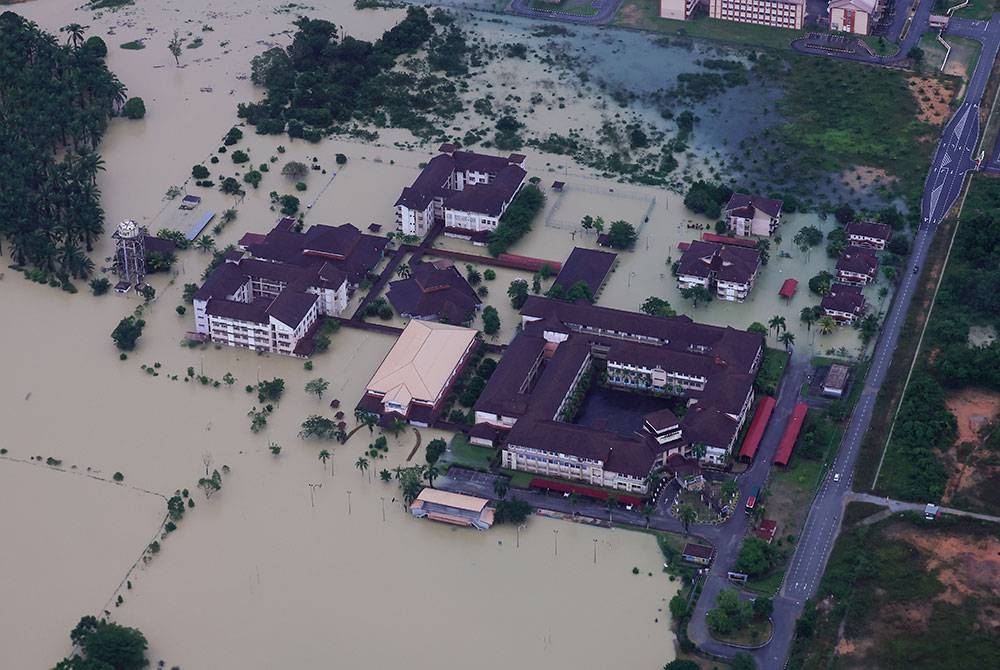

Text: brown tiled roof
xmin=846 ymin=221 xmax=891 ymax=242
xmin=836 ymin=247 xmax=878 ymax=276
xmin=682 ymin=543 xmax=715 ymax=560
xmin=268 ymin=291 xmax=318 ymax=328
xmin=395 ymin=150 xmax=526 ymax=218
xmin=644 ymin=407 xmax=680 ymax=430
xmin=677 ymin=240 xmax=760 ymax=284
xmin=443 ymin=165 xmax=526 ymax=217
xmin=386 ymin=262 xmax=481 ymax=324
xmin=205 ymin=296 xmax=270 ymax=324
xmin=246 ymin=221 xmax=386 ymax=285
xmin=552 ymin=247 xmax=617 ymax=296
xmin=822 ymin=283 xmax=866 ymax=315
xmin=725 ymin=193 xmax=782 ymax=218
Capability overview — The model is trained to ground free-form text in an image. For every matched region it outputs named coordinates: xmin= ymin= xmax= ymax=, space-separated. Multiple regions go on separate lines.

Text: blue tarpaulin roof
xmin=186 ymin=211 xmax=216 ymax=241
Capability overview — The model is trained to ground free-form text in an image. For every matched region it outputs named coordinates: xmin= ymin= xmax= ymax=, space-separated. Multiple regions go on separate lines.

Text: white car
xmin=833 ymin=473 xmax=841 ymax=482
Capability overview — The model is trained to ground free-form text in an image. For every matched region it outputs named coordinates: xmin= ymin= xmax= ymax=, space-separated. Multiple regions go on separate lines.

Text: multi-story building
xmin=724 ymin=193 xmax=783 ymax=237
xmin=193 ymin=217 xmax=386 ymax=356
xmin=660 ymin=0 xmax=702 ymax=20
xmin=821 ymin=283 xmax=867 ymax=324
xmin=829 ymin=0 xmax=881 ymax=35
xmin=395 ymin=144 xmax=527 ymax=243
xmin=835 ymin=246 xmax=879 ymax=285
xmin=677 ymin=240 xmax=762 ymax=302
xmin=386 ymin=260 xmax=482 ymax=325
xmin=708 ymin=0 xmax=806 ymax=29
xmin=845 ymin=221 xmax=892 ymax=250
xmin=471 ymin=298 xmax=764 ymax=491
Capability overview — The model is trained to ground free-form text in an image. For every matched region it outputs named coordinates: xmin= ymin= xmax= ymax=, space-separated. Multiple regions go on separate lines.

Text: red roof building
xmin=739 ymin=396 xmax=776 ymax=462
xmin=755 ymin=519 xmax=778 ymax=544
xmin=529 ymin=478 xmax=644 ymax=506
xmin=702 ymin=232 xmax=760 ymax=249
xmin=774 ymin=403 xmax=808 ymax=466
xmin=779 ymin=278 xmax=798 ymax=299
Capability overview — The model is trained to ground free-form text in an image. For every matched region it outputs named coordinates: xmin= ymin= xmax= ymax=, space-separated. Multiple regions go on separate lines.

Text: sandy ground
xmin=907 ymin=76 xmax=957 ymax=126
xmin=941 ymin=387 xmax=1000 ymax=504
xmin=944 ymin=388 xmax=1000 ymax=445
xmin=2 ymin=1 xmax=679 ymax=667
xmin=890 ymin=528 xmax=1000 ymax=607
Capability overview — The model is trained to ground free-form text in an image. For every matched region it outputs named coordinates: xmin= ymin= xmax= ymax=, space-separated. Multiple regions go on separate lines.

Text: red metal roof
xmin=701 ymin=232 xmax=760 ymax=249
xmin=779 ymin=278 xmax=798 ymax=299
xmin=774 ymin=403 xmax=809 ymax=466
xmin=496 ymin=253 xmax=562 ymax=273
xmin=739 ymin=396 xmax=777 ymax=462
xmin=529 ymin=478 xmax=643 ymax=507
xmin=755 ymin=519 xmax=778 ymax=543
xmin=677 ymin=241 xmax=691 ymax=251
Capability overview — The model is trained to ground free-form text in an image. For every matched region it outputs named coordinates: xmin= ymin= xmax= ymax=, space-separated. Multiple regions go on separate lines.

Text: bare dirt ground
xmin=941 ymin=388 xmax=1000 ymax=505
xmin=907 ymin=75 xmax=957 ymax=125
xmin=891 ymin=528 xmax=1000 ymax=607
xmin=839 ymin=165 xmax=897 ymax=192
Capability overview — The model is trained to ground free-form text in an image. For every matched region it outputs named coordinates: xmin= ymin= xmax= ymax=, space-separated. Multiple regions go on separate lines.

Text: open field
xmin=788 ymin=509 xmax=1000 ymax=669
xmin=0 ymin=461 xmax=165 ymax=669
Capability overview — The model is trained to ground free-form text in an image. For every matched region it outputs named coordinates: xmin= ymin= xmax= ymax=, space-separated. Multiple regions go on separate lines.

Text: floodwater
xmin=2 ymin=0 xmax=679 ymax=667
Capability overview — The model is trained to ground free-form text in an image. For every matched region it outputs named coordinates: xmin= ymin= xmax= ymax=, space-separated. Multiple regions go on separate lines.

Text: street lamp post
xmin=593 ymin=538 xmax=598 ymax=564
xmin=516 ymin=523 xmax=525 ymax=549
xmin=347 ymin=490 xmax=352 ymax=515
xmin=307 ymin=483 xmax=322 ymax=508
xmin=380 ymin=496 xmax=386 ymax=522
xmin=553 ymin=529 xmax=559 ymax=557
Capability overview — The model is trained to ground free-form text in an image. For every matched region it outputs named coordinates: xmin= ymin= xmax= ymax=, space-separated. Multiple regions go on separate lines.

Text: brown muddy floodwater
xmin=2 ymin=0 xmax=678 ymax=668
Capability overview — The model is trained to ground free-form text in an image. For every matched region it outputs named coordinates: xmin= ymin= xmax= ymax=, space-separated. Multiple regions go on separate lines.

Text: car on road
xmin=833 ymin=473 xmax=841 ymax=482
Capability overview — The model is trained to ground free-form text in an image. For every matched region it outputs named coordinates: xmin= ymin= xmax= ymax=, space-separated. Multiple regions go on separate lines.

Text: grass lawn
xmin=953 ymin=0 xmax=999 ymax=20
xmin=862 ymin=35 xmax=900 ymax=57
xmin=613 ymin=0 xmax=804 ymax=51
xmin=773 ymin=457 xmax=825 ymax=494
xmin=499 ymin=468 xmax=535 ymax=488
xmin=711 ymin=617 xmax=774 ymax=646
xmin=744 ymin=568 xmax=785 ymax=595
xmin=447 ymin=433 xmax=497 ymax=471
xmin=842 ymin=500 xmax=885 ymax=526
xmin=756 ymin=347 xmax=789 ymax=396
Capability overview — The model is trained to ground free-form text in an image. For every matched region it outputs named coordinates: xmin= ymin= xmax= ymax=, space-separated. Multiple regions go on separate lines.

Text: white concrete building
xmin=724 ymin=193 xmax=784 ymax=237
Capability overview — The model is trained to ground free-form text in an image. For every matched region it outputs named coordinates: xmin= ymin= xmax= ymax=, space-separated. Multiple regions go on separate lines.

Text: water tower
xmin=113 ymin=219 xmax=146 ymax=288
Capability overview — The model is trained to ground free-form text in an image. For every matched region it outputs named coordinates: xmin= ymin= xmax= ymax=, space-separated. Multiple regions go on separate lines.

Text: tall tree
xmin=168 ymin=30 xmax=182 ymax=66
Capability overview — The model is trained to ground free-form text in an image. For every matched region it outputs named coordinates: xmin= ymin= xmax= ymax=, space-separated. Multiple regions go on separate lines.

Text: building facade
xmin=724 ymin=193 xmax=784 ymax=237
xmin=660 ymin=0 xmax=702 ymax=19
xmin=395 ymin=144 xmax=527 ymax=242
xmin=845 ymin=221 xmax=891 ymax=250
xmin=677 ymin=240 xmax=762 ymax=302
xmin=829 ymin=0 xmax=880 ymax=35
xmin=708 ymin=0 xmax=805 ymax=29
xmin=835 ymin=246 xmax=879 ymax=285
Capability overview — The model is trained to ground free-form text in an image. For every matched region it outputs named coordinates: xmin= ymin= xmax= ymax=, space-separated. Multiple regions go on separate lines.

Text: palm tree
xmin=641 ymin=503 xmax=655 ymax=528
xmin=388 ymin=417 xmax=406 ymax=437
xmin=493 ymin=479 xmax=509 ymax=500
xmin=362 ymin=413 xmax=378 ymax=434
xmin=778 ymin=331 xmax=795 ymax=351
xmin=768 ymin=314 xmax=786 ymax=336
xmin=679 ymin=505 xmax=697 ymax=534
xmin=424 ymin=463 xmax=440 ymax=488
xmin=196 ymin=235 xmax=216 ymax=253
xmin=221 ymin=209 xmax=238 ymax=225
xmin=354 ymin=407 xmax=367 ymax=425
xmin=61 ymin=23 xmax=87 ymax=48
xmin=318 ymin=449 xmax=331 ymax=470
xmin=355 ymin=456 xmax=370 ymax=481
xmin=818 ymin=316 xmax=837 ymax=335
xmin=690 ymin=443 xmax=707 ymax=461
xmin=395 ymin=262 xmax=411 ymax=279
xmin=721 ymin=479 xmax=739 ymax=500
xmin=800 ymin=306 xmax=817 ymax=331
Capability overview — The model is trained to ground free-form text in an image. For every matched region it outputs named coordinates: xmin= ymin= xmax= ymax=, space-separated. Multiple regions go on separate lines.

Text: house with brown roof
xmin=471 ymin=298 xmax=763 ymax=490
xmin=193 ymin=217 xmax=386 ymax=356
xmin=360 ymin=320 xmax=479 ymax=427
xmin=677 ymin=240 xmax=762 ymax=302
xmin=395 ymin=145 xmax=527 ymax=242
xmin=836 ymin=246 xmax=879 ymax=285
xmin=386 ymin=261 xmax=482 ymax=325
xmin=550 ymin=247 xmax=617 ymax=300
xmin=845 ymin=221 xmax=892 ymax=250
xmin=682 ymin=543 xmax=716 ymax=565
xmin=724 ymin=193 xmax=783 ymax=237
xmin=821 ymin=283 xmax=867 ymax=324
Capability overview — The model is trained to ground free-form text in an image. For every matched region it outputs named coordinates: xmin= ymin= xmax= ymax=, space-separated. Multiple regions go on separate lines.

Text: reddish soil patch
xmin=908 ymin=76 xmax=956 ymax=125
xmin=941 ymin=388 xmax=1000 ymax=503
xmin=840 ymin=165 xmax=897 ymax=190
xmin=891 ymin=529 xmax=1000 ymax=610
xmin=945 ymin=388 xmax=1000 ymax=444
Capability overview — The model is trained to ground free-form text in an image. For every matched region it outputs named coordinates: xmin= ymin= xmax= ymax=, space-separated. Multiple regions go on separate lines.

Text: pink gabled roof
xmin=779 ymin=278 xmax=798 ymax=299
xmin=774 ymin=403 xmax=809 ymax=466
xmin=739 ymin=396 xmax=777 ymax=462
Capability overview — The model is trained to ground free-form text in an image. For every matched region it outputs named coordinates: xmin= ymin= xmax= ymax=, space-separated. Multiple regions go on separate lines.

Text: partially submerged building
xmin=677 ymin=240 xmax=762 ymax=302
xmin=549 ymin=247 xmax=617 ymax=301
xmin=821 ymin=283 xmax=867 ymax=324
xmin=821 ymin=364 xmax=850 ymax=398
xmin=386 ymin=260 xmax=482 ymax=325
xmin=192 ymin=217 xmax=386 ymax=355
xmin=845 ymin=220 xmax=892 ymax=250
xmin=471 ymin=298 xmax=764 ymax=493
xmin=724 ymin=193 xmax=783 ymax=237
xmin=836 ymin=246 xmax=879 ymax=285
xmin=394 ymin=144 xmax=527 ymax=242
xmin=410 ymin=488 xmax=494 ymax=529
xmin=360 ymin=320 xmax=479 ymax=427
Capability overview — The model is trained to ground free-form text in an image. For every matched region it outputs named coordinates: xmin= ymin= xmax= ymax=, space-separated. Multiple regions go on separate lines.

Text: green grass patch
xmin=952 ymin=0 xmax=999 ymax=20
xmin=862 ymin=35 xmax=900 ymax=57
xmin=613 ymin=1 xmax=804 ymax=51
xmin=755 ymin=347 xmax=789 ymax=396
xmin=119 ymin=40 xmax=145 ymax=50
xmin=842 ymin=500 xmax=885 ymax=526
xmin=773 ymin=457 xmax=825 ymax=494
xmin=447 ymin=433 xmax=497 ymax=472
xmin=498 ymin=468 xmax=535 ymax=489
xmin=710 ymin=616 xmax=773 ymax=646
xmin=744 ymin=567 xmax=785 ymax=596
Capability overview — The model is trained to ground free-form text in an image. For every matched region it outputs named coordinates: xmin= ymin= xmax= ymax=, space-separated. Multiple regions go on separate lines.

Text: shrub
xmin=175 ymin=305 xmax=186 ymax=316
xmin=122 ymin=97 xmax=146 ymax=119
xmin=231 ymin=150 xmax=250 ymax=164
xmin=192 ymin=164 xmax=210 ymax=179
xmin=295 ymin=181 xmax=307 ymax=191
xmin=90 ymin=277 xmax=111 ymax=296
xmin=335 ymin=153 xmax=347 ymax=165
xmin=113 ymin=472 xmax=124 ymax=482
xmin=483 ymin=268 xmax=496 ymax=281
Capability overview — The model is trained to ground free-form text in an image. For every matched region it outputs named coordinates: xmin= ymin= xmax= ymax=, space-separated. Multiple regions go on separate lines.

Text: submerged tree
xmin=168 ymin=29 xmax=182 ymax=66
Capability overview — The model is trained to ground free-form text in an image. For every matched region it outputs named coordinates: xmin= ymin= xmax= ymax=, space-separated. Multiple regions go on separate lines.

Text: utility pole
xmin=307 ymin=483 xmax=321 ymax=508
xmin=347 ymin=490 xmax=352 ymax=515
xmin=553 ymin=529 xmax=559 ymax=557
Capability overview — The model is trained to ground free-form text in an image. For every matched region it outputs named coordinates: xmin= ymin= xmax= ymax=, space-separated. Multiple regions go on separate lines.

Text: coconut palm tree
xmin=679 ymin=505 xmax=697 ymax=534
xmin=818 ymin=316 xmax=837 ymax=335
xmin=318 ymin=449 xmax=330 ymax=470
xmin=60 ymin=23 xmax=88 ymax=49
xmin=196 ymin=235 xmax=216 ymax=253
xmin=493 ymin=479 xmax=509 ymax=500
xmin=778 ymin=331 xmax=795 ymax=351
xmin=768 ymin=314 xmax=786 ymax=336
xmin=395 ymin=262 xmax=411 ymax=279
xmin=424 ymin=463 xmax=439 ymax=488
xmin=354 ymin=456 xmax=370 ymax=481
xmin=800 ymin=306 xmax=817 ymax=332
